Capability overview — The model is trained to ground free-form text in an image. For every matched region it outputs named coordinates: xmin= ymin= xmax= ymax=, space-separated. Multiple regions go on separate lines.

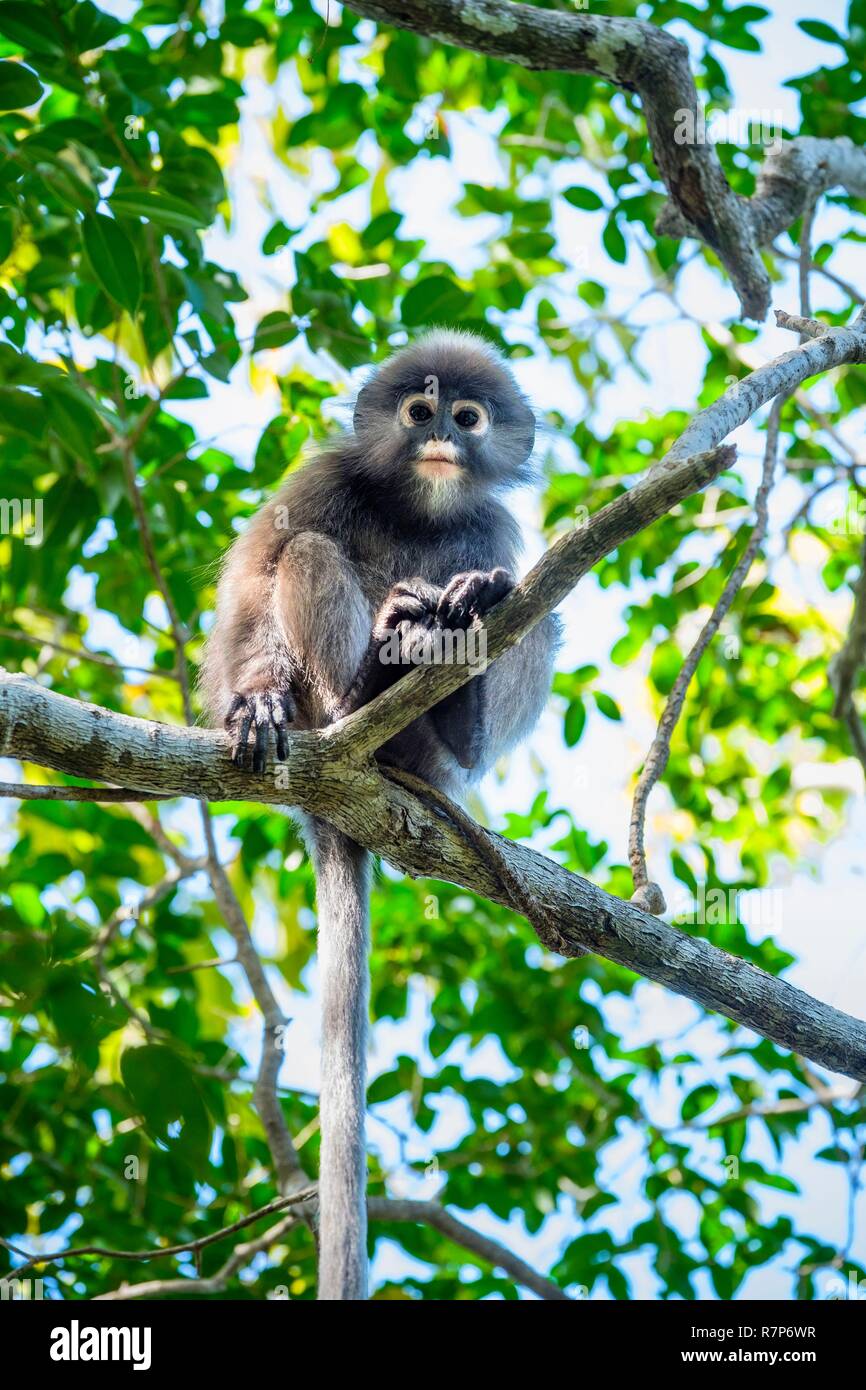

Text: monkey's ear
xmin=353 ymin=383 xmax=375 ymax=434
xmin=514 ymin=399 xmax=537 ymax=463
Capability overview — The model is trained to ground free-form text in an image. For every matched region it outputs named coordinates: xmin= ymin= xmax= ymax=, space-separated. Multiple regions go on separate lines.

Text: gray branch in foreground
xmin=628 ymin=394 xmax=785 ymax=915
xmin=343 ymin=0 xmax=866 ymax=319
xmin=5 ymin=674 xmax=866 ymax=1084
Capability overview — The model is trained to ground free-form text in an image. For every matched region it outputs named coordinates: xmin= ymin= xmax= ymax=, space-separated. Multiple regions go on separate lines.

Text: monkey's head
xmin=349 ymin=331 xmax=536 ymax=521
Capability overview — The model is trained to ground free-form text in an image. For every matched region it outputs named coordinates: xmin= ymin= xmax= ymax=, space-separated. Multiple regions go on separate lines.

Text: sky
xmin=4 ymin=0 xmax=865 ymax=1299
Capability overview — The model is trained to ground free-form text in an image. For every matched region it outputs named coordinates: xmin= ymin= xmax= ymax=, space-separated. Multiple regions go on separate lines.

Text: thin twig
xmin=0 ymin=782 xmax=176 ymax=802
xmin=829 ymin=533 xmax=866 ymax=774
xmin=0 ymin=627 xmax=178 ymax=681
xmin=8 ymin=1188 xmax=318 ymax=1279
xmin=628 ymin=397 xmax=785 ymax=912
xmin=16 ymin=1187 xmax=569 ymax=1302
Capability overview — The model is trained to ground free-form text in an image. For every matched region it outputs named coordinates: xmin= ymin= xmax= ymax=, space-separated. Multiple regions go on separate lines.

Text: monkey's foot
xmin=225 ymin=688 xmax=296 ymax=772
xmin=436 ymin=568 xmax=513 ymax=629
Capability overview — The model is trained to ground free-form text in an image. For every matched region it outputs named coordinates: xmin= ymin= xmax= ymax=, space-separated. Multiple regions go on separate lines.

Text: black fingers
xmin=375 ymin=577 xmax=441 ymax=634
xmin=437 ymin=568 xmax=514 ymax=629
xmin=225 ymin=688 xmax=296 ymax=772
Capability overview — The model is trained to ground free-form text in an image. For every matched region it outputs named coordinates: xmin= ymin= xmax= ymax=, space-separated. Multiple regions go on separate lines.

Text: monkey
xmin=201 ymin=330 xmax=560 ymax=1300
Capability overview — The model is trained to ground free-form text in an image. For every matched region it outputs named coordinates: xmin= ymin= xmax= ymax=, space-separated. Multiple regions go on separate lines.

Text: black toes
xmin=376 ymin=578 xmax=441 ymax=634
xmin=235 ymin=710 xmax=253 ymax=768
xmin=225 ymin=688 xmax=295 ymax=772
xmin=252 ymin=720 xmax=269 ymax=774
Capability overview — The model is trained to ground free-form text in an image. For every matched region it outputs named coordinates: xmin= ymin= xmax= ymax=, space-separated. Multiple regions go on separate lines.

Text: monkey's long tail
xmin=311 ymin=819 xmax=371 ymax=1301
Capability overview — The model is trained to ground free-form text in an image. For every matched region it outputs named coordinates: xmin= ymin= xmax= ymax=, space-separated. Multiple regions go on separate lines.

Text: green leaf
xmin=401 ymin=276 xmax=471 ymax=326
xmin=262 ymin=220 xmax=296 ymax=255
xmin=0 ymin=2 xmax=65 ymax=54
xmin=564 ymin=698 xmax=586 ymax=746
xmin=602 ymin=215 xmax=627 ymax=264
xmin=361 ymin=211 xmax=402 ymax=246
xmin=109 ymin=189 xmax=210 ymax=232
xmin=594 ymin=691 xmax=622 ymax=721
xmin=797 ymin=19 xmax=843 ymax=43
xmin=0 ymin=58 xmax=41 ymax=109
xmin=252 ymin=311 xmax=297 ymax=353
xmin=121 ymin=1044 xmax=211 ymax=1169
xmin=81 ymin=213 xmax=141 ymax=314
xmin=563 ymin=186 xmax=604 ymax=211
xmin=682 ymin=1083 xmax=719 ymax=1121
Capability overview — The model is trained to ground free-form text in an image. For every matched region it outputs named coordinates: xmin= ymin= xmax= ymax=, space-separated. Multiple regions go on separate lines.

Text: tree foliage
xmin=1 ymin=0 xmax=865 ymax=1301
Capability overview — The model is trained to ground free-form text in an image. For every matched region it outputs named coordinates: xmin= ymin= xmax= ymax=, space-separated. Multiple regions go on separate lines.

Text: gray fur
xmin=201 ymin=330 xmax=559 ymax=1300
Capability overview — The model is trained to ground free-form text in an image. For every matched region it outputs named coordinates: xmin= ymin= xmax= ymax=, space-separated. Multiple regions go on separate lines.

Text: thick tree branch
xmin=344 ymin=1 xmax=866 ymax=319
xmin=5 ymin=673 xmax=866 ymax=1083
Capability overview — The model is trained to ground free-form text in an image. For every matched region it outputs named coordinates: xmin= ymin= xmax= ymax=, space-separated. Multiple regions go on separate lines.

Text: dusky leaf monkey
xmin=202 ymin=330 xmax=559 ymax=1300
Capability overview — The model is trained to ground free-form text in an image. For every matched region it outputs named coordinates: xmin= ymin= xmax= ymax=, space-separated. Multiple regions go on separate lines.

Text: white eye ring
xmin=451 ymin=400 xmax=489 ymax=434
xmin=400 ymin=393 xmax=437 ymax=426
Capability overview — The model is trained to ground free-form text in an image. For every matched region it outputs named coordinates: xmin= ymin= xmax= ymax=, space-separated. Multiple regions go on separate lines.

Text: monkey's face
xmin=399 ymin=387 xmax=491 ymax=486
xmin=351 ymin=331 xmax=536 ymax=521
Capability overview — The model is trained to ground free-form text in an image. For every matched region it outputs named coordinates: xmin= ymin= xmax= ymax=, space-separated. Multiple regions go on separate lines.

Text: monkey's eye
xmin=451 ymin=400 xmax=489 ymax=434
xmin=399 ymin=395 xmax=436 ymax=426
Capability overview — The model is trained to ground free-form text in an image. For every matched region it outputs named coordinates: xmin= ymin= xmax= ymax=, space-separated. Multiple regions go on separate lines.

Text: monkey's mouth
xmin=415 ymin=457 xmax=463 ymax=481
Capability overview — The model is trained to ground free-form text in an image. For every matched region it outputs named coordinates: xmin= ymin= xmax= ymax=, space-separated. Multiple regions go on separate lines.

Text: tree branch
xmin=343 ymin=1 xmax=866 ymax=319
xmin=628 ymin=394 xmax=783 ymax=914
xmin=365 ymin=1198 xmax=571 ymax=1300
xmin=3 ymin=317 xmax=866 ymax=1096
xmin=14 ymin=1187 xmax=569 ymax=1301
xmin=5 ymin=673 xmax=866 ymax=1082
xmin=829 ymin=533 xmax=866 ymax=774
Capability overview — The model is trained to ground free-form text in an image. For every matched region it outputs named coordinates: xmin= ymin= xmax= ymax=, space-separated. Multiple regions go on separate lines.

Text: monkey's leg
xmin=481 ymin=613 xmax=562 ymax=765
xmin=430 ymin=675 xmax=487 ymax=770
xmin=227 ymin=532 xmax=372 ymax=767
xmin=426 ymin=569 xmax=513 ymax=768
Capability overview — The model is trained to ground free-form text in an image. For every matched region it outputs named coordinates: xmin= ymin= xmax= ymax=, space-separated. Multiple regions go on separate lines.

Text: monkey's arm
xmin=202 ymin=514 xmax=372 ymax=767
xmin=337 ymin=578 xmax=442 ymax=717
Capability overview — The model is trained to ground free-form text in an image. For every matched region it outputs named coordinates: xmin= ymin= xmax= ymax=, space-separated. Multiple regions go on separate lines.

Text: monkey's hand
xmin=436 ymin=568 xmax=513 ymax=630
xmin=372 ymin=577 xmax=442 ymax=639
xmin=337 ymin=580 xmax=443 ymax=718
xmin=225 ymin=687 xmax=296 ymax=773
